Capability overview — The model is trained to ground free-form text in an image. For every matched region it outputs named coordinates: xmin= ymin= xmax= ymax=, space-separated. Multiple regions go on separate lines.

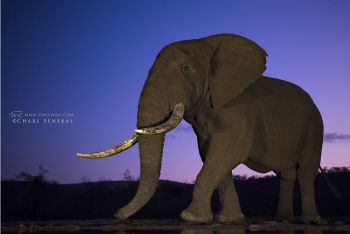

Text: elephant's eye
xmin=182 ymin=65 xmax=190 ymax=73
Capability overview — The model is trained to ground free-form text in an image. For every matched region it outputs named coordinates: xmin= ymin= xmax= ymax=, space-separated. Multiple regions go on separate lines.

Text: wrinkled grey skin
xmin=115 ymin=34 xmax=323 ymax=223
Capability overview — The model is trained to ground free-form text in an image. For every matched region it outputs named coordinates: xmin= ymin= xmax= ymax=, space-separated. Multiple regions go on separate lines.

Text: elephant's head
xmin=77 ymin=34 xmax=267 ymax=219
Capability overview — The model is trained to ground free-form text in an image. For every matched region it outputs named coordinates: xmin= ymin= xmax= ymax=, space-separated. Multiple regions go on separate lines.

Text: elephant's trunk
xmin=115 ymin=82 xmax=169 ymax=219
xmin=115 ymin=134 xmax=164 ymax=219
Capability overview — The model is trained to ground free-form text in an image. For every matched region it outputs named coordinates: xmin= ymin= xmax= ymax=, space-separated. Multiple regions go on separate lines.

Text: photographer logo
xmin=9 ymin=111 xmax=74 ymax=125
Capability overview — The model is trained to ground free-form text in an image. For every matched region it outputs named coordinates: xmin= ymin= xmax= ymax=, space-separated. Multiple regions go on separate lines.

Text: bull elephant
xmin=77 ymin=34 xmax=323 ymax=224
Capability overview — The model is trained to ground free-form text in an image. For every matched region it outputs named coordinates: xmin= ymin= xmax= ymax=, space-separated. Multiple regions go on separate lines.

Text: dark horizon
xmin=3 ymin=165 xmax=350 ymax=185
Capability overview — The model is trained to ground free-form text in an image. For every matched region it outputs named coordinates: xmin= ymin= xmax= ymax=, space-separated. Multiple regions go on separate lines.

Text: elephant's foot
xmin=215 ymin=209 xmax=245 ymax=223
xmin=276 ymin=210 xmax=294 ymax=223
xmin=300 ymin=215 xmax=325 ymax=224
xmin=180 ymin=204 xmax=213 ymax=223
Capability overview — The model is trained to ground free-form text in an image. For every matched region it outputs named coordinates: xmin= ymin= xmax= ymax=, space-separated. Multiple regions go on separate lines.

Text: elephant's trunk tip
xmin=114 ymin=209 xmax=130 ymax=220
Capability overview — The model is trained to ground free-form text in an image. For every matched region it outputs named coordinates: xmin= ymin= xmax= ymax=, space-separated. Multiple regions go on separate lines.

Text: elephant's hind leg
xmin=276 ymin=167 xmax=297 ymax=221
xmin=297 ymin=116 xmax=322 ymax=224
xmin=298 ymin=166 xmax=321 ymax=224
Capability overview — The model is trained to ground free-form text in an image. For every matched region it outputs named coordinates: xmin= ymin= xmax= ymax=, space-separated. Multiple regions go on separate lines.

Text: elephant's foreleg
xmin=276 ymin=167 xmax=296 ymax=221
xmin=197 ymin=137 xmax=244 ymax=223
xmin=216 ymin=174 xmax=244 ymax=223
xmin=181 ymin=136 xmax=244 ymax=223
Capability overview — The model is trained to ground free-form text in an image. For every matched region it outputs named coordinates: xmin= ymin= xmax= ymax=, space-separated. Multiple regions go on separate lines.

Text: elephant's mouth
xmin=76 ymin=103 xmax=185 ymax=158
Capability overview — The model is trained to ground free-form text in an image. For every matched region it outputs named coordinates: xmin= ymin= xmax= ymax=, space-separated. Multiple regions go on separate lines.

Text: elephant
xmin=77 ymin=34 xmax=323 ymax=224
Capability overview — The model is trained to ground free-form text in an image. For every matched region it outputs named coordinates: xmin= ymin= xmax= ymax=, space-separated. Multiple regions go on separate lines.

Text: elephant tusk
xmin=135 ymin=103 xmax=185 ymax=135
xmin=76 ymin=133 xmax=138 ymax=158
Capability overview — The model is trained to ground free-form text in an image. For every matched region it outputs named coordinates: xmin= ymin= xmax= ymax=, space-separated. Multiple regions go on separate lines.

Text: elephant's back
xmin=252 ymin=76 xmax=322 ymax=148
xmin=251 ymin=76 xmax=319 ymax=114
xmin=244 ymin=77 xmax=323 ymax=170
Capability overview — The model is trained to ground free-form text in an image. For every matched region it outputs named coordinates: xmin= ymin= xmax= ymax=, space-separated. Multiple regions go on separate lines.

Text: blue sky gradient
xmin=2 ymin=0 xmax=350 ymax=183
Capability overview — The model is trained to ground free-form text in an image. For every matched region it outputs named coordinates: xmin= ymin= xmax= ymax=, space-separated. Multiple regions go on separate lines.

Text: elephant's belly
xmin=238 ymin=142 xmax=299 ymax=173
xmin=243 ymin=159 xmax=272 ymax=173
xmin=245 ymin=149 xmax=299 ymax=173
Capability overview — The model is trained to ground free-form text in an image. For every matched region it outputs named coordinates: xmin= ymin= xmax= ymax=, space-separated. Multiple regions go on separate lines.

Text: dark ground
xmin=2 ymin=218 xmax=350 ymax=233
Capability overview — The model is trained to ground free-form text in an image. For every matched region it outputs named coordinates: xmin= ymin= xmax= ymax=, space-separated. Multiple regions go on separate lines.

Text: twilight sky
xmin=2 ymin=0 xmax=350 ymax=184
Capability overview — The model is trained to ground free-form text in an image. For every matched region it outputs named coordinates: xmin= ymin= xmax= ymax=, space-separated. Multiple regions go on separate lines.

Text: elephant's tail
xmin=319 ymin=166 xmax=343 ymax=200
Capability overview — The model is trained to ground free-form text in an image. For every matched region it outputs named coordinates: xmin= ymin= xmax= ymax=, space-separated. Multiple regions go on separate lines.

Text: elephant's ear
xmin=207 ymin=36 xmax=267 ymax=110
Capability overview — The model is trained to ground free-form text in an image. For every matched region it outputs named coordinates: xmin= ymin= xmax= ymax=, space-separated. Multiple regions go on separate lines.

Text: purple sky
xmin=2 ymin=0 xmax=350 ymax=184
